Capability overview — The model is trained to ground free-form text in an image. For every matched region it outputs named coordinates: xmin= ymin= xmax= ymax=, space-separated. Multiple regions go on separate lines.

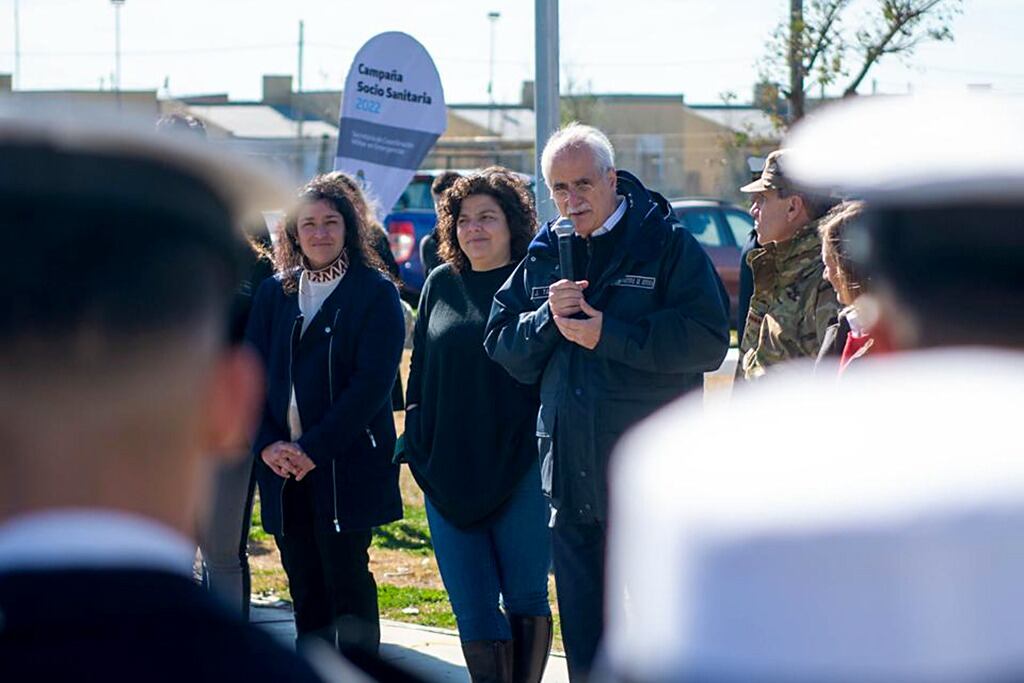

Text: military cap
xmin=0 ymin=102 xmax=288 ymax=244
xmin=739 ymin=149 xmax=794 ymax=193
xmin=0 ymin=102 xmax=290 ymax=345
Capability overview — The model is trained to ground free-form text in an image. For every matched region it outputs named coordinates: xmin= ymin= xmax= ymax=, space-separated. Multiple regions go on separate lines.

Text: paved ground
xmin=252 ymin=606 xmax=569 ymax=682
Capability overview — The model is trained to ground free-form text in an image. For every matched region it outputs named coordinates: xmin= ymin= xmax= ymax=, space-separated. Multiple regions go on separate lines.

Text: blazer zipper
xmin=329 ymin=309 xmax=342 ymax=533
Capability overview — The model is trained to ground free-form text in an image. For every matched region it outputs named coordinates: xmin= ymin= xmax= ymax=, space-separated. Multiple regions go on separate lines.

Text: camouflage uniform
xmin=737 ymin=220 xmax=839 ymax=381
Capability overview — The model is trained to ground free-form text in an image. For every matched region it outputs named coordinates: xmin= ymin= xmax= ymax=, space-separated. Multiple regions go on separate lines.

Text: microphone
xmin=553 ymin=217 xmax=575 ymax=282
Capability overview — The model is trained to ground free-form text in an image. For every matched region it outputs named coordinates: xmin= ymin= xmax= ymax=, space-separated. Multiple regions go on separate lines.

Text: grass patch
xmin=252 ymin=566 xmax=291 ymax=602
xmin=377 ymin=584 xmax=456 ymax=630
xmin=372 ymin=503 xmax=433 ymax=556
xmin=249 ymin=494 xmax=272 ymax=543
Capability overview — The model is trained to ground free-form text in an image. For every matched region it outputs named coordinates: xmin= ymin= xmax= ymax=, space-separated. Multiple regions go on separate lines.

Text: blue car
xmin=384 ymin=172 xmax=443 ymax=306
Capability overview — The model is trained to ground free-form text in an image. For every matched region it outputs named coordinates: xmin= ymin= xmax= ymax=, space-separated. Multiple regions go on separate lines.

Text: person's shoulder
xmin=254 ymin=271 xmax=289 ymax=298
xmin=0 ymin=569 xmax=324 ymax=682
xmin=425 ymin=262 xmax=456 ymax=286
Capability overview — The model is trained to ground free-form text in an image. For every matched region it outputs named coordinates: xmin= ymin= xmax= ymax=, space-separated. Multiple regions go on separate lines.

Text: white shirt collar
xmin=586 ymin=196 xmax=627 ymax=238
xmin=0 ymin=509 xmax=194 ymax=576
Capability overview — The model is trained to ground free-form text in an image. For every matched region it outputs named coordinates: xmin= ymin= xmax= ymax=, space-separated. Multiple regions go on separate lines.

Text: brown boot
xmin=509 ymin=614 xmax=553 ymax=683
xmin=461 ymin=639 xmax=513 ymax=683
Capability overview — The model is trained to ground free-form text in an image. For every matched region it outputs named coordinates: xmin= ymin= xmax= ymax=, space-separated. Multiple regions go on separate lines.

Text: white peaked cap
xmin=604 ymin=352 xmax=1024 ymax=683
xmin=781 ymin=92 xmax=1024 ymax=206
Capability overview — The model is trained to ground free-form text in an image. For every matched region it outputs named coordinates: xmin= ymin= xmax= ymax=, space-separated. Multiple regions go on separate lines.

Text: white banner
xmin=334 ymin=32 xmax=447 ymax=217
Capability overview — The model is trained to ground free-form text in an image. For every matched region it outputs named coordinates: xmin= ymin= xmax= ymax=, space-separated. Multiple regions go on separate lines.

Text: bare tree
xmin=560 ymin=69 xmax=601 ymax=126
xmin=760 ymin=0 xmax=962 ymax=125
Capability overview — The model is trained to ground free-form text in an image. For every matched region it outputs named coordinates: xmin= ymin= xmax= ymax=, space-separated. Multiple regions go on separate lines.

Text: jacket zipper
xmin=329 ymin=309 xmax=342 ymax=533
xmin=281 ymin=314 xmax=303 ymax=536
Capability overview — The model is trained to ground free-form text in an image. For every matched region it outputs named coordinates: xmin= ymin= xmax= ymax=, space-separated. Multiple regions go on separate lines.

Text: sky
xmin=3 ymin=0 xmax=1022 ymax=106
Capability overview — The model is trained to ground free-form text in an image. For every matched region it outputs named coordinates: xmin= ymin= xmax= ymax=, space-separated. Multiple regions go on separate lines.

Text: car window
xmin=675 ymin=209 xmax=723 ymax=247
xmin=392 ymin=179 xmax=434 ymax=212
xmin=724 ymin=210 xmax=755 ymax=247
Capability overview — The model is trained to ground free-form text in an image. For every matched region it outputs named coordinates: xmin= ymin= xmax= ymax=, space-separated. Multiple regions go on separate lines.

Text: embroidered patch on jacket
xmin=611 ymin=275 xmax=656 ymax=290
xmin=530 ymin=286 xmax=550 ymax=299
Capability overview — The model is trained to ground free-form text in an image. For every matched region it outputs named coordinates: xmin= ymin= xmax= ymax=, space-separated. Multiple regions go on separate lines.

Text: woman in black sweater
xmin=403 ymin=169 xmax=552 ymax=683
xmin=245 ymin=173 xmax=405 ymax=654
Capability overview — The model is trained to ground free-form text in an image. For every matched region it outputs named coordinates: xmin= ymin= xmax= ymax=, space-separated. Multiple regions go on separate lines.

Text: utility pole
xmin=788 ymin=0 xmax=804 ymax=122
xmin=487 ymin=11 xmax=501 ymax=133
xmin=111 ymin=0 xmax=125 ymax=93
xmin=534 ymin=0 xmax=559 ymax=224
xmin=297 ymin=20 xmax=305 ymax=176
xmin=13 ymin=0 xmax=20 ymax=89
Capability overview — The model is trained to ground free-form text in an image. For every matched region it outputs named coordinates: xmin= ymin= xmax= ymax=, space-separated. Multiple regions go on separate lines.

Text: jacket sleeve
xmin=593 ymin=230 xmax=730 ymax=373
xmin=483 ymin=258 xmax=562 ymax=385
xmin=297 ymin=280 xmax=406 ymax=465
xmin=405 ymin=275 xmax=432 ymax=409
xmin=244 ymin=278 xmax=289 ymax=459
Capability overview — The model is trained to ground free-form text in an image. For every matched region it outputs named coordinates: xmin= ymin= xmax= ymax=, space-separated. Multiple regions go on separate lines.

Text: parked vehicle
xmin=384 ymin=172 xmax=441 ymax=305
xmin=670 ymin=198 xmax=755 ymax=320
xmin=385 ymin=170 xmax=532 ymax=306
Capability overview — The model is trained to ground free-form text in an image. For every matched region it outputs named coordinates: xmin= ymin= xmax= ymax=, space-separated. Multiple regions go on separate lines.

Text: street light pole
xmin=535 ymin=0 xmax=560 ymax=224
xmin=13 ymin=0 xmax=20 ymax=90
xmin=487 ymin=11 xmax=501 ymax=133
xmin=111 ymin=0 xmax=125 ymax=94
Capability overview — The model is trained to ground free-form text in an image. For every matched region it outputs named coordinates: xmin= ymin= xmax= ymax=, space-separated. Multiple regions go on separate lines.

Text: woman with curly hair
xmin=402 ymin=168 xmax=552 ymax=683
xmin=245 ymin=172 xmax=405 ymax=654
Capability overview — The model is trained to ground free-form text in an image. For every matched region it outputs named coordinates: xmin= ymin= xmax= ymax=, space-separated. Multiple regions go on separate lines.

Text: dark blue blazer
xmin=0 ymin=569 xmax=323 ymax=682
xmin=245 ymin=262 xmax=405 ymax=535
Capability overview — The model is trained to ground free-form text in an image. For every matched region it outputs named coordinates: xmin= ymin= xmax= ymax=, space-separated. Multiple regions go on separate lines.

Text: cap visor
xmin=740 ymin=179 xmax=769 ymax=193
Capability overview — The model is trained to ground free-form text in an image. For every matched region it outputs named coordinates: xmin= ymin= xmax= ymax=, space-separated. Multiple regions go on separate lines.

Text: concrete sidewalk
xmin=252 ymin=606 xmax=569 ymax=682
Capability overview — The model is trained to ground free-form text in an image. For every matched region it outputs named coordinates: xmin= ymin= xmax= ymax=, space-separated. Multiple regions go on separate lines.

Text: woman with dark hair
xmin=402 ymin=168 xmax=552 ymax=683
xmin=816 ymin=200 xmax=875 ymax=373
xmin=245 ymin=172 xmax=405 ymax=653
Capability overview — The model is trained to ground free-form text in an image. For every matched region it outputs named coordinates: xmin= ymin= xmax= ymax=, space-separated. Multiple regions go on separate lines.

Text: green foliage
xmin=249 ymin=494 xmax=271 ymax=543
xmin=372 ymin=504 xmax=434 ymax=556
xmin=377 ymin=584 xmax=457 ymax=630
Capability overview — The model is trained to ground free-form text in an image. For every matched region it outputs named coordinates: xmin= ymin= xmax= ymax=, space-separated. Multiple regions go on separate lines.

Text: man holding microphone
xmin=485 ymin=122 xmax=729 ymax=681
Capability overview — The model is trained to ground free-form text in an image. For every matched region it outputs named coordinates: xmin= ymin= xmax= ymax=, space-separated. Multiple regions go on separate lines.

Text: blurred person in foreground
xmin=604 ymin=93 xmax=1024 ymax=683
xmin=245 ymin=172 xmax=405 ymax=656
xmin=737 ymin=149 xmax=840 ymax=382
xmin=815 ymin=200 xmax=876 ymax=374
xmin=402 ymin=169 xmax=551 ymax=683
xmin=485 ymin=123 xmax=729 ymax=681
xmin=158 ymin=109 xmax=274 ymax=618
xmin=420 ymin=170 xmax=463 ymax=279
xmin=0 ymin=109 xmax=325 ymax=681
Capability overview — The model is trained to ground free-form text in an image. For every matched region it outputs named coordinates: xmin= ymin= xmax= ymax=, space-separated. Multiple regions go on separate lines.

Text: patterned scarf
xmin=303 ymin=250 xmax=349 ymax=283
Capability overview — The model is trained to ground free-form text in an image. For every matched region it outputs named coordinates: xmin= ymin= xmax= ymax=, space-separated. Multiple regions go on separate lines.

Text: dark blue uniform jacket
xmin=484 ymin=171 xmax=730 ymax=524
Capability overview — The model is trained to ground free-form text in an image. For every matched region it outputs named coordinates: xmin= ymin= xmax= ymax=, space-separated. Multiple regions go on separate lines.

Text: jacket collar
xmin=749 ymin=219 xmax=824 ymax=279
xmin=286 ymin=261 xmax=375 ymax=341
xmin=528 ymin=170 xmax=672 ymax=264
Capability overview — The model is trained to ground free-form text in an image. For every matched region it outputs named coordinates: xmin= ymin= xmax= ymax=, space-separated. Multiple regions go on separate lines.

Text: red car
xmin=671 ymin=198 xmax=754 ymax=320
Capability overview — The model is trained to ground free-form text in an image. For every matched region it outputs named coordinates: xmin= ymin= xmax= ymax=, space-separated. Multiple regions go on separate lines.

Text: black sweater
xmin=405 ymin=263 xmax=539 ymax=529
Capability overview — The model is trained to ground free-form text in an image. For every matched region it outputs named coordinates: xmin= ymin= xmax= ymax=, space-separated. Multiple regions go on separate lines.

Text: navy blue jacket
xmin=737 ymin=229 xmax=760 ymax=339
xmin=484 ymin=171 xmax=730 ymax=524
xmin=245 ymin=262 xmax=405 ymax=535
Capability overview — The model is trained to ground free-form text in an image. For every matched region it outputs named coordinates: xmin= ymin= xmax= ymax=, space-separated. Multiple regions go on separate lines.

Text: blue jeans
xmin=425 ymin=462 xmax=552 ymax=642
